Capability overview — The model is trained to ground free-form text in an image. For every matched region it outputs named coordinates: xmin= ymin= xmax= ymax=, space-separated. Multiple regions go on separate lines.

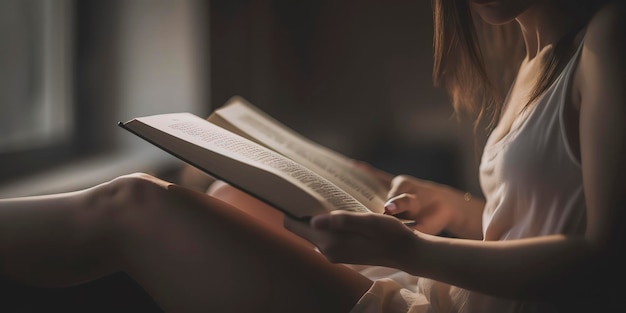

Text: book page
xmin=209 ymin=97 xmax=388 ymax=213
xmin=131 ymin=113 xmax=371 ymax=216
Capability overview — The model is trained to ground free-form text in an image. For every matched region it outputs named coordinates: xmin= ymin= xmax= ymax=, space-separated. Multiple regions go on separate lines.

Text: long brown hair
xmin=432 ymin=0 xmax=602 ymax=133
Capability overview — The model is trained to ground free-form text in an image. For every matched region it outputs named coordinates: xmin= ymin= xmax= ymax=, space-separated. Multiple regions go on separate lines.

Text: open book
xmin=119 ymin=96 xmax=411 ymax=223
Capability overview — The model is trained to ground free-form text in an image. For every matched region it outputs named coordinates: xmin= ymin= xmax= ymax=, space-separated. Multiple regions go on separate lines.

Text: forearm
xmin=401 ymin=232 xmax=601 ymax=301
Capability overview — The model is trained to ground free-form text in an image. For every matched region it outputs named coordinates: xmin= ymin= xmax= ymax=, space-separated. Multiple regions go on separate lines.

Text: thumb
xmin=311 ymin=211 xmax=386 ymax=234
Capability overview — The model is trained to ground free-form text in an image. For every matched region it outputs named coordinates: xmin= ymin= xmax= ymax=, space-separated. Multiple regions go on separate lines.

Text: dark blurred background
xmin=0 ymin=0 xmax=483 ymax=311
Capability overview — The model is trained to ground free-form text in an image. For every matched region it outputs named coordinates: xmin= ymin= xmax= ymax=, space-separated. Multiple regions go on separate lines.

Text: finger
xmin=283 ymin=215 xmax=311 ymax=235
xmin=283 ymin=216 xmax=326 ymax=245
xmin=311 ymin=211 xmax=398 ymax=234
xmin=387 ymin=175 xmax=419 ymax=199
xmin=317 ymin=235 xmax=374 ymax=265
xmin=384 ymin=193 xmax=417 ymax=215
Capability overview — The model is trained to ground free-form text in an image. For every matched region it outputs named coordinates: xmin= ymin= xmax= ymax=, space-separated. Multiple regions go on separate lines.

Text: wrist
xmin=440 ymin=187 xmax=483 ymax=239
xmin=395 ymin=230 xmax=429 ymax=275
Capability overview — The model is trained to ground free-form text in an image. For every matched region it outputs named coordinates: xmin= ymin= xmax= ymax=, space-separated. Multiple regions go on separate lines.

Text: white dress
xmin=350 ymin=37 xmax=586 ymax=313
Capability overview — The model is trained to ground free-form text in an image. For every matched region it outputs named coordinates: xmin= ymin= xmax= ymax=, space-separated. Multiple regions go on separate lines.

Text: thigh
xmin=124 ymin=183 xmax=373 ymax=313
xmin=206 ymin=180 xmax=315 ymax=249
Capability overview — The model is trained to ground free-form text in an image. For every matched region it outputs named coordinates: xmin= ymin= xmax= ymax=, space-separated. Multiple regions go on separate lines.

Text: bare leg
xmin=0 ymin=186 xmax=120 ymax=286
xmin=178 ymin=164 xmax=216 ymax=192
xmin=0 ymin=173 xmax=372 ymax=313
xmin=206 ymin=180 xmax=315 ymax=249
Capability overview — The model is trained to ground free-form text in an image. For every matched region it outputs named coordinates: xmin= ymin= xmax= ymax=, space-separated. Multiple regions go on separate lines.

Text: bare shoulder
xmin=583 ymin=1 xmax=626 ymax=54
xmin=577 ymin=1 xmax=626 ymax=102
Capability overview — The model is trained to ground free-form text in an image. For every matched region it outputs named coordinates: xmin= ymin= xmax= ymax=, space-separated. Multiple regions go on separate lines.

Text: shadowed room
xmin=0 ymin=0 xmax=483 ymax=311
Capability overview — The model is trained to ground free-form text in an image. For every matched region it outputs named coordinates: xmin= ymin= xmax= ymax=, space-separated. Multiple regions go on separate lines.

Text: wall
xmin=210 ymin=0 xmax=482 ymax=193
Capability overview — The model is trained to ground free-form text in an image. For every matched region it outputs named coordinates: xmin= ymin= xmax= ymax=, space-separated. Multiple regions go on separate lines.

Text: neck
xmin=515 ymin=1 xmax=580 ymax=60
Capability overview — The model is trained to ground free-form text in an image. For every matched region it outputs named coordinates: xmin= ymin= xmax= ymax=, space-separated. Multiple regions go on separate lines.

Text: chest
xmin=480 ymin=63 xmax=583 ymax=198
xmin=490 ymin=60 xmax=582 ymax=154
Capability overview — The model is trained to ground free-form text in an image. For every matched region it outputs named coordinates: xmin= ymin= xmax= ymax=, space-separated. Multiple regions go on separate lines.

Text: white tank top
xmin=458 ymin=39 xmax=587 ymax=312
xmin=479 ymin=40 xmax=586 ymax=242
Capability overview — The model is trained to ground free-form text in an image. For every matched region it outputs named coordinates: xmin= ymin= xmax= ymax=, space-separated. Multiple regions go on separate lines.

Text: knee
xmin=107 ymin=172 xmax=167 ymax=207
xmin=80 ymin=172 xmax=169 ymax=237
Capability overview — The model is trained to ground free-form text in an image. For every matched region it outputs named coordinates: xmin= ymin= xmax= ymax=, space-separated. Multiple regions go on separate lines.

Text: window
xmin=0 ymin=0 xmax=73 ymax=154
xmin=0 ymin=0 xmax=74 ymax=184
xmin=0 ymin=0 xmax=209 ymax=194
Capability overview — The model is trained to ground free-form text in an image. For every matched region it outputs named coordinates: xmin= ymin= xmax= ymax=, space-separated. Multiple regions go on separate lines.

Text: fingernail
xmin=384 ymin=201 xmax=397 ymax=213
xmin=311 ymin=214 xmax=331 ymax=230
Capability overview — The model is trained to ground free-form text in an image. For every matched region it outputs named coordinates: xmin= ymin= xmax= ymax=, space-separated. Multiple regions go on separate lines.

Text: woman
xmin=1 ymin=0 xmax=624 ymax=312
